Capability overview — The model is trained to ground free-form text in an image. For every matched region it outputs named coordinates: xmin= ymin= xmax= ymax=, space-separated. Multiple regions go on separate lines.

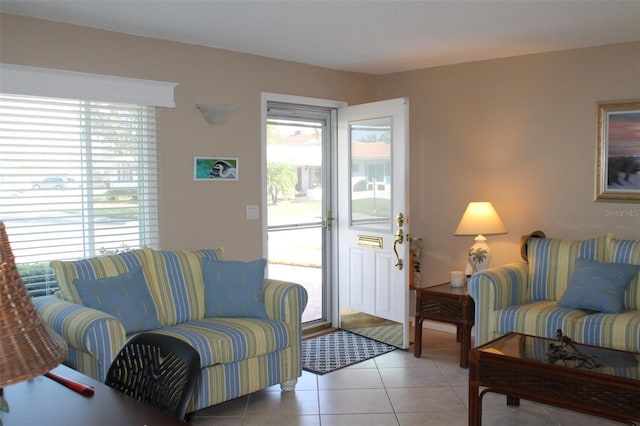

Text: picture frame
xmin=194 ymin=157 xmax=238 ymax=181
xmin=595 ymin=100 xmax=640 ymax=202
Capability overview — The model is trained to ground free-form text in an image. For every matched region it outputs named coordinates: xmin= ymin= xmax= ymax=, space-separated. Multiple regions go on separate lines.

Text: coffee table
xmin=469 ymin=332 xmax=640 ymax=425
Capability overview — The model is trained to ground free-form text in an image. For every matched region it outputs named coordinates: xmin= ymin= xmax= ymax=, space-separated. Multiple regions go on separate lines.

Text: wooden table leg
xmin=460 ymin=324 xmax=472 ymax=368
xmin=414 ymin=315 xmax=423 ymax=357
xmin=468 ymin=383 xmax=481 ymax=426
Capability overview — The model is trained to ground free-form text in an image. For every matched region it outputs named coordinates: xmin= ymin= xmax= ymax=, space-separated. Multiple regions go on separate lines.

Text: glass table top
xmin=477 ymin=332 xmax=640 ymax=380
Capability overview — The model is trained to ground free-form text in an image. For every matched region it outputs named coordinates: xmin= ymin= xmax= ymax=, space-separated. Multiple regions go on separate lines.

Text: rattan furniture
xmin=413 ymin=282 xmax=475 ymax=368
xmin=469 ymin=332 xmax=640 ymax=426
xmin=0 ymin=221 xmax=66 ymax=389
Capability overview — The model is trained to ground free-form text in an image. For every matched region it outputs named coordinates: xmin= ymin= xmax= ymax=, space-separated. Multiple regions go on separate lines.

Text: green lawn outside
xmin=267 ymin=199 xmax=322 ymax=217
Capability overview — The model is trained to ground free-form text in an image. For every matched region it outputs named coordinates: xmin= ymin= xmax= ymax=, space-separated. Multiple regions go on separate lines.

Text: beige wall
xmin=0 ymin=14 xmax=377 ymax=260
xmin=378 ymin=42 xmax=640 ymax=284
xmin=1 ymin=13 xmax=639 ymax=285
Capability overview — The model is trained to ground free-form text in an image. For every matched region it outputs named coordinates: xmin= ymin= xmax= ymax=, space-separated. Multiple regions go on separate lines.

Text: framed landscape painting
xmin=194 ymin=157 xmax=238 ymax=181
xmin=595 ymin=100 xmax=640 ymax=202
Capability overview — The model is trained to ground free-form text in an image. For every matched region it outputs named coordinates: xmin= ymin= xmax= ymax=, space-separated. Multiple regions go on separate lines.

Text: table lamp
xmin=0 ymin=221 xmax=66 ymax=411
xmin=454 ymin=202 xmax=507 ymax=274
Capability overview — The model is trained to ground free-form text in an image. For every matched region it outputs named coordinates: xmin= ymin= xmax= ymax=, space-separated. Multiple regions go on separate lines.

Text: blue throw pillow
xmin=557 ymin=258 xmax=639 ymax=313
xmin=203 ymin=258 xmax=268 ymax=318
xmin=73 ymin=266 xmax=161 ymax=334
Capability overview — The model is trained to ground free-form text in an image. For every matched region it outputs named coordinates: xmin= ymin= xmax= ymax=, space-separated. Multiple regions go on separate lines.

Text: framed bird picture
xmin=194 ymin=157 xmax=238 ymax=181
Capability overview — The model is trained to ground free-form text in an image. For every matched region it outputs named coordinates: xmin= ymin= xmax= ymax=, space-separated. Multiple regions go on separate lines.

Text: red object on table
xmin=45 ymin=370 xmax=95 ymax=397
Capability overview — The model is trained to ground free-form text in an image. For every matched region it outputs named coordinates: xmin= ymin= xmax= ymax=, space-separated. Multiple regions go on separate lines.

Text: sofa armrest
xmin=263 ymin=279 xmax=308 ymax=325
xmin=33 ymin=296 xmax=127 ymax=380
xmin=263 ymin=279 xmax=308 ymax=382
xmin=468 ymin=262 xmax=529 ymax=347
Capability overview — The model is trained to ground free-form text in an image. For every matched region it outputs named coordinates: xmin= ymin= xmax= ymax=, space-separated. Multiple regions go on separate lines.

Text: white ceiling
xmin=2 ymin=0 xmax=640 ymax=75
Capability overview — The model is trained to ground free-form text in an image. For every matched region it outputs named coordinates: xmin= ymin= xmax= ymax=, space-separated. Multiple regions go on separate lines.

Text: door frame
xmin=261 ymin=93 xmax=346 ymax=328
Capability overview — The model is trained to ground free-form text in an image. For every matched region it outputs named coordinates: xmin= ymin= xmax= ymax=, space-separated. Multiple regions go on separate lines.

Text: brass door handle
xmin=315 ymin=213 xmax=334 ymax=228
xmin=393 ymin=228 xmax=404 ymax=270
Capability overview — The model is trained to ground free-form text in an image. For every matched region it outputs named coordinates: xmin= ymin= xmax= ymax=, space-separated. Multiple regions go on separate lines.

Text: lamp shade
xmin=0 ymin=221 xmax=66 ymax=388
xmin=454 ymin=202 xmax=507 ymax=236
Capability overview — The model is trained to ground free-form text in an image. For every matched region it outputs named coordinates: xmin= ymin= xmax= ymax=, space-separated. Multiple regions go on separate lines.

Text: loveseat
xmin=33 ymin=247 xmax=308 ymax=414
xmin=469 ymin=233 xmax=640 ymax=352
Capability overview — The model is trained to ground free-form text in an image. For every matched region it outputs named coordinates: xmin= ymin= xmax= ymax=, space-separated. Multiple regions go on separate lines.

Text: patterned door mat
xmin=301 ymin=329 xmax=397 ymax=375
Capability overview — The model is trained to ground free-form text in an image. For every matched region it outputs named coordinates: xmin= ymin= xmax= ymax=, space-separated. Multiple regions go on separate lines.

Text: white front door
xmin=337 ymin=98 xmax=410 ymax=349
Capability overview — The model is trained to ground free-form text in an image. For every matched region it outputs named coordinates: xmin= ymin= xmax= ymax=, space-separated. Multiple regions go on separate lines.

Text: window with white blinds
xmin=0 ymin=93 xmax=160 ymax=297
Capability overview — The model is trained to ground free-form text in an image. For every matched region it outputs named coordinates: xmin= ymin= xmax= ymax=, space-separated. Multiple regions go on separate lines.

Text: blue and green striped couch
xmin=33 ymin=247 xmax=308 ymax=414
xmin=469 ymin=234 xmax=640 ymax=352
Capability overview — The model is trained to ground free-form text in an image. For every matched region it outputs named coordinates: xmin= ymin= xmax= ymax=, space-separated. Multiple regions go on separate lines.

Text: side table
xmin=413 ymin=282 xmax=475 ymax=368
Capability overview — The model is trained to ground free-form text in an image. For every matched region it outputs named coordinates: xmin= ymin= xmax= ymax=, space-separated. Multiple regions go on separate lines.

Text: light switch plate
xmin=246 ymin=205 xmax=259 ymax=220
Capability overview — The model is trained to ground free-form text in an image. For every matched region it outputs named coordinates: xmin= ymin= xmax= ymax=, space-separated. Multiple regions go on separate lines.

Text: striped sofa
xmin=469 ymin=234 xmax=640 ymax=352
xmin=33 ymin=247 xmax=308 ymax=414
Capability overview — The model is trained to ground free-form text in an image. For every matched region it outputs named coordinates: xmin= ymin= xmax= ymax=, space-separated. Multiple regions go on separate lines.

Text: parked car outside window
xmin=32 ymin=177 xmax=65 ymax=190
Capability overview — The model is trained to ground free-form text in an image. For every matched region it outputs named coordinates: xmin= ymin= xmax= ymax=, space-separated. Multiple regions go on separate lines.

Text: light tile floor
xmin=189 ymin=328 xmax=623 ymax=426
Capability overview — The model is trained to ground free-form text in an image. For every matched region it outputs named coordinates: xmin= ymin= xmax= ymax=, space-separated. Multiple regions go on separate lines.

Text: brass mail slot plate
xmin=357 ymin=235 xmax=383 ymax=248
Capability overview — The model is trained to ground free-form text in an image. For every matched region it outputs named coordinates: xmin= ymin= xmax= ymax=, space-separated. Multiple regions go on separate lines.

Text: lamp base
xmin=468 ymin=234 xmax=492 ymax=273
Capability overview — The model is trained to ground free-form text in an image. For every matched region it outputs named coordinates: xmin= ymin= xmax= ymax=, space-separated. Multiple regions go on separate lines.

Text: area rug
xmin=301 ymin=329 xmax=397 ymax=375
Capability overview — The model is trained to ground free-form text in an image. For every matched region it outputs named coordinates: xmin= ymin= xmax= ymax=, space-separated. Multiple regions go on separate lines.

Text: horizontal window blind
xmin=0 ymin=93 xmax=159 ymax=296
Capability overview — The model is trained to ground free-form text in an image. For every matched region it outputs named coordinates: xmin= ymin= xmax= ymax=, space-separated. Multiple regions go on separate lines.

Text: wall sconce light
xmin=454 ymin=201 xmax=507 ymax=274
xmin=196 ymin=103 xmax=238 ymax=125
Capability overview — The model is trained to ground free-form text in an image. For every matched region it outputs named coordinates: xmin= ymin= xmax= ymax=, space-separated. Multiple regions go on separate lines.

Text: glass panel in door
xmin=350 ymin=119 xmax=392 ymax=231
xmin=266 ymin=106 xmax=330 ymax=325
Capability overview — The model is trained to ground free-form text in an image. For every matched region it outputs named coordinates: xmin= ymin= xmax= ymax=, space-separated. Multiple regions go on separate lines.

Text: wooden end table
xmin=469 ymin=332 xmax=640 ymax=426
xmin=413 ymin=282 xmax=475 ymax=368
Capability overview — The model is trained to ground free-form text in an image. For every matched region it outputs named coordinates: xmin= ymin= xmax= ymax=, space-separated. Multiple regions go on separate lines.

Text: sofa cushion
xmin=51 ymin=249 xmax=148 ymax=304
xmin=527 ymin=234 xmax=612 ymax=301
xmin=150 ymin=317 xmax=290 ymax=367
xmin=557 ymin=258 xmax=638 ymax=313
xmin=573 ymin=310 xmax=640 ymax=352
xmin=203 ymin=258 xmax=268 ymax=318
xmin=74 ymin=266 xmax=161 ymax=334
xmin=608 ymin=239 xmax=640 ymax=310
xmin=496 ymin=301 xmax=590 ymax=340
xmin=143 ymin=247 xmax=224 ymax=325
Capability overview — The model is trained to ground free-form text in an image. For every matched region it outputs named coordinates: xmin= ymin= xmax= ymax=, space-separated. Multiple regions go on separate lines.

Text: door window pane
xmin=350 ymin=118 xmax=392 ymax=231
